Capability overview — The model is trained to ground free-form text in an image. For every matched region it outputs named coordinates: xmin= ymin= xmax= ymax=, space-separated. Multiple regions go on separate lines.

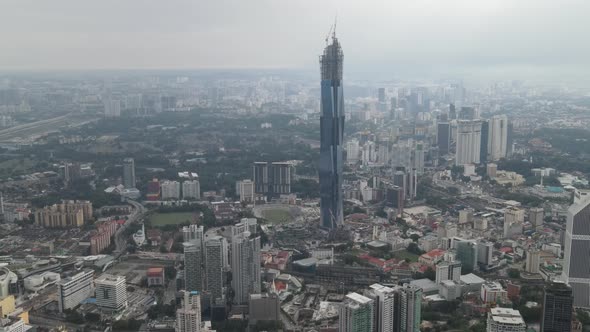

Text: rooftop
xmin=346 ymin=292 xmax=372 ymax=305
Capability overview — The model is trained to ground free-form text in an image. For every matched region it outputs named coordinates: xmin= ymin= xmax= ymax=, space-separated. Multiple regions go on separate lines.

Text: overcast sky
xmin=1 ymin=0 xmax=589 ymax=80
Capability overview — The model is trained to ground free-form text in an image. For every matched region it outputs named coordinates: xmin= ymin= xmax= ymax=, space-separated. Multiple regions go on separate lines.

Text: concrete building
xmin=346 ymin=139 xmax=360 ymax=164
xmin=487 ymin=308 xmax=526 ymax=332
xmin=95 ymin=274 xmax=127 ymax=312
xmin=146 ymin=267 xmax=165 ymax=287
xmin=435 ymin=261 xmax=462 ymax=284
xmin=481 ymin=281 xmax=508 ymax=304
xmin=319 ymin=34 xmax=345 ymax=229
xmin=487 ymin=115 xmax=509 ymax=161
xmin=182 ymin=180 xmax=201 ymax=200
xmin=0 ymin=318 xmax=25 ymax=332
xmin=525 ymin=249 xmax=540 ymax=274
xmin=563 ymin=196 xmax=590 ymax=308
xmin=57 ymin=270 xmax=94 ymax=313
xmin=182 ymin=224 xmax=204 ymax=245
xmin=176 ymin=290 xmax=201 ymax=332
xmin=184 ymin=242 xmax=203 ymax=292
xmin=400 ymin=283 xmax=422 ymax=332
xmin=236 ymin=180 xmax=255 ymax=203
xmin=440 ymin=280 xmax=461 ymax=300
xmin=339 ymin=292 xmax=374 ymax=332
xmin=104 ymin=98 xmax=121 ymax=117
xmin=455 ymin=120 xmax=482 ymax=166
xmin=205 ymin=236 xmax=227 ymax=305
xmin=487 ymin=163 xmax=497 ymax=177
xmin=459 ymin=209 xmax=474 ymax=224
xmin=248 ymin=293 xmax=280 ymax=325
xmin=123 ymin=158 xmax=136 ymax=189
xmin=504 ymin=207 xmax=525 ymax=238
xmin=366 ymin=284 xmax=397 ymax=332
xmin=437 ymin=122 xmax=451 ymax=155
xmin=529 ymin=207 xmax=544 ymax=229
xmin=477 ymin=241 xmax=494 ymax=267
xmin=161 ymin=180 xmax=181 ymax=200
xmin=541 ymin=282 xmax=573 ymax=332
xmin=231 ymin=224 xmax=261 ymax=304
xmin=34 ymin=200 xmax=92 ymax=228
xmin=253 ymin=162 xmax=292 ymax=199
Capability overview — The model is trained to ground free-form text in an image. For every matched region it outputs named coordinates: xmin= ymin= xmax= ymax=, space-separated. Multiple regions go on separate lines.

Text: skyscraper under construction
xmin=319 ymin=32 xmax=344 ymax=229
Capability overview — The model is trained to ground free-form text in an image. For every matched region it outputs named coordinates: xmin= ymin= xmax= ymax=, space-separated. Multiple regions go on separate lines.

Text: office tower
xmin=477 ymin=241 xmax=493 ymax=266
xmin=529 ymin=207 xmax=544 ymax=229
xmin=488 ymin=115 xmax=509 ymax=161
xmin=161 ymin=180 xmax=181 ymax=200
xmin=455 ymin=120 xmax=482 ymax=166
xmin=378 ymin=88 xmax=386 ymax=103
xmin=504 ymin=207 xmax=525 ymax=238
xmin=448 ymin=103 xmax=456 ymax=120
xmin=236 ymin=180 xmax=255 ymax=203
xmin=95 ymin=274 xmax=127 ymax=312
xmin=367 ymin=284 xmax=396 ymax=332
xmin=346 ymin=139 xmax=360 ymax=164
xmin=205 ymin=236 xmax=226 ymax=304
xmin=182 ymin=180 xmax=201 ymax=200
xmin=231 ymin=225 xmax=261 ymax=304
xmin=437 ymin=122 xmax=450 ymax=155
xmin=507 ymin=122 xmax=514 ymax=156
xmin=563 ymin=196 xmax=590 ymax=308
xmin=253 ymin=162 xmax=291 ymax=199
xmin=319 ymin=33 xmax=345 ymax=229
xmin=184 ymin=242 xmax=204 ymax=292
xmin=456 ymin=240 xmax=477 ymax=273
xmin=480 ymin=120 xmax=489 ymax=163
xmin=176 ymin=290 xmax=201 ymax=332
xmin=435 ymin=261 xmax=462 ymax=284
xmin=458 ymin=106 xmax=477 ymax=120
xmin=123 ymin=158 xmax=136 ymax=188
xmin=57 ymin=270 xmax=94 ymax=313
xmin=541 ymin=282 xmax=573 ymax=332
xmin=400 ymin=284 xmax=421 ymax=332
xmin=104 ymin=98 xmax=121 ymax=117
xmin=487 ymin=308 xmax=526 ymax=332
xmin=182 ymin=224 xmax=204 ymax=244
xmin=525 ymin=249 xmax=540 ymax=274
xmin=249 ymin=293 xmax=280 ymax=325
xmin=339 ymin=292 xmax=374 ymax=332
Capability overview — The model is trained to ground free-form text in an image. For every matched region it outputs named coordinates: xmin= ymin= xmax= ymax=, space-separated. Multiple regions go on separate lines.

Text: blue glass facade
xmin=319 ymin=37 xmax=344 ymax=229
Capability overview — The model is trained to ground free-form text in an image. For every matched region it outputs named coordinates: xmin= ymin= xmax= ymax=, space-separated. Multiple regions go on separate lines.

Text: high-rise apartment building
xmin=504 ymin=207 xmax=525 ymax=238
xmin=400 ymin=284 xmax=422 ymax=332
xmin=480 ymin=120 xmax=489 ymax=163
xmin=182 ymin=180 xmax=201 ymax=200
xmin=541 ymin=282 xmax=573 ymax=332
xmin=57 ymin=270 xmax=94 ymax=313
xmin=319 ymin=33 xmax=345 ymax=229
xmin=529 ymin=207 xmax=544 ymax=229
xmin=176 ymin=290 xmax=201 ymax=332
xmin=437 ymin=122 xmax=451 ymax=155
xmin=525 ymin=249 xmax=540 ymax=274
xmin=182 ymin=224 xmax=204 ymax=245
xmin=236 ymin=180 xmax=255 ymax=203
xmin=563 ymin=196 xmax=590 ymax=308
xmin=253 ymin=162 xmax=291 ymax=199
xmin=104 ymin=98 xmax=121 ymax=117
xmin=366 ymin=284 xmax=397 ymax=332
xmin=339 ymin=292 xmax=374 ymax=332
xmin=123 ymin=158 xmax=136 ymax=188
xmin=477 ymin=241 xmax=493 ymax=267
xmin=455 ymin=120 xmax=482 ymax=166
xmin=34 ymin=200 xmax=93 ymax=228
xmin=488 ymin=115 xmax=509 ymax=161
xmin=161 ymin=180 xmax=181 ymax=200
xmin=205 ymin=236 xmax=227 ymax=305
xmin=346 ymin=139 xmax=360 ymax=164
xmin=95 ymin=274 xmax=127 ymax=312
xmin=231 ymin=224 xmax=261 ymax=304
xmin=184 ymin=242 xmax=204 ymax=292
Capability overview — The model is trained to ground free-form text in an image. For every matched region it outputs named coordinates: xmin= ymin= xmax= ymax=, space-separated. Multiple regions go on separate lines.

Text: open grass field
xmin=148 ymin=212 xmax=196 ymax=226
xmin=392 ymin=250 xmax=420 ymax=262
xmin=260 ymin=208 xmax=293 ymax=224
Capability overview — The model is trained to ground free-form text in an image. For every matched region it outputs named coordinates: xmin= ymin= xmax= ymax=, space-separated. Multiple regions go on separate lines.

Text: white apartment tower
xmin=487 ymin=115 xmax=508 ymax=161
xmin=176 ymin=290 xmax=201 ymax=332
xmin=182 ymin=180 xmax=201 ymax=200
xmin=161 ymin=180 xmax=181 ymax=200
xmin=455 ymin=120 xmax=482 ymax=166
xmin=339 ymin=292 xmax=374 ymax=332
xmin=231 ymin=224 xmax=261 ymax=304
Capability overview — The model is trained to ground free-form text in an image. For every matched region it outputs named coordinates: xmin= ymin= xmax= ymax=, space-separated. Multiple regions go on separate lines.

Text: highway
xmin=114 ymin=199 xmax=147 ymax=257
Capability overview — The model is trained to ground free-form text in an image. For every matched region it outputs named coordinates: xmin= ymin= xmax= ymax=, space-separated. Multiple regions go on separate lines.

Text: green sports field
xmin=148 ymin=212 xmax=196 ymax=226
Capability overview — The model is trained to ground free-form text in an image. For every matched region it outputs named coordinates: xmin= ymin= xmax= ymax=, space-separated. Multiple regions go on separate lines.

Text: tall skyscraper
xmin=123 ymin=158 xmax=136 ymax=188
xmin=205 ymin=236 xmax=227 ymax=305
xmin=541 ymin=282 xmax=573 ymax=332
xmin=435 ymin=261 xmax=462 ymax=284
xmin=400 ymin=284 xmax=422 ymax=332
xmin=455 ymin=240 xmax=477 ymax=273
xmin=480 ymin=120 xmax=489 ymax=163
xmin=184 ymin=242 xmax=203 ymax=292
xmin=563 ymin=196 xmax=590 ymax=308
xmin=176 ymin=290 xmax=201 ymax=332
xmin=366 ymin=284 xmax=397 ymax=332
xmin=231 ymin=223 xmax=261 ymax=304
xmin=437 ymin=122 xmax=450 ymax=155
xmin=455 ymin=120 xmax=482 ymax=166
xmin=339 ymin=292 xmax=374 ymax=332
xmin=319 ymin=33 xmax=345 ymax=229
xmin=488 ymin=115 xmax=509 ymax=161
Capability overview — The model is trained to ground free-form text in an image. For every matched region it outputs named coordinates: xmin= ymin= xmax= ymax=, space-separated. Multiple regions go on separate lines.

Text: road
xmin=114 ymin=199 xmax=147 ymax=257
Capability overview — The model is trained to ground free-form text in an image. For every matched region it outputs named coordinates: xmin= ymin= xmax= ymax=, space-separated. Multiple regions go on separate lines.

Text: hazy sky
xmin=1 ymin=0 xmax=589 ymax=80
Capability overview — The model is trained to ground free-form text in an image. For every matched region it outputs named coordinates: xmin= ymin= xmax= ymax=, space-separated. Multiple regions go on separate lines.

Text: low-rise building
xmin=147 ymin=267 xmax=165 ymax=287
xmin=487 ymin=308 xmax=526 ymax=332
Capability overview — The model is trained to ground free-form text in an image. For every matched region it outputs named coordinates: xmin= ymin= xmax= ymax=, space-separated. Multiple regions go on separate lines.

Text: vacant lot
xmin=148 ymin=212 xmax=195 ymax=226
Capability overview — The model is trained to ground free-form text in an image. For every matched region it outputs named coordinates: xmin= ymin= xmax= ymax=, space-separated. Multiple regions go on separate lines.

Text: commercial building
xmin=319 ymin=34 xmax=345 ymax=229
xmin=435 ymin=261 xmax=462 ymax=284
xmin=176 ymin=290 xmax=201 ymax=332
xmin=182 ymin=180 xmax=201 ymax=200
xmin=525 ymin=249 xmax=540 ymax=274
xmin=236 ymin=180 xmax=255 ymax=203
xmin=455 ymin=240 xmax=477 ymax=273
xmin=231 ymin=224 xmax=261 ymax=304
xmin=477 ymin=241 xmax=494 ymax=267
xmin=95 ymin=274 xmax=127 ymax=312
xmin=440 ymin=280 xmax=461 ymax=300
xmin=541 ymin=282 xmax=573 ymax=332
xmin=481 ymin=281 xmax=508 ymax=304
xmin=248 ymin=293 xmax=280 ymax=325
xmin=34 ymin=200 xmax=93 ymax=228
xmin=487 ymin=308 xmax=526 ymax=332
xmin=563 ymin=196 xmax=590 ymax=308
xmin=504 ymin=207 xmax=525 ymax=238
xmin=455 ymin=120 xmax=482 ymax=166
xmin=161 ymin=180 xmax=181 ymax=200
xmin=529 ymin=207 xmax=544 ymax=229
xmin=437 ymin=122 xmax=451 ymax=155
xmin=123 ymin=158 xmax=136 ymax=188
xmin=146 ymin=267 xmax=165 ymax=287
xmin=339 ymin=292 xmax=374 ymax=332
xmin=57 ymin=270 xmax=94 ymax=313
xmin=205 ymin=236 xmax=227 ymax=305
